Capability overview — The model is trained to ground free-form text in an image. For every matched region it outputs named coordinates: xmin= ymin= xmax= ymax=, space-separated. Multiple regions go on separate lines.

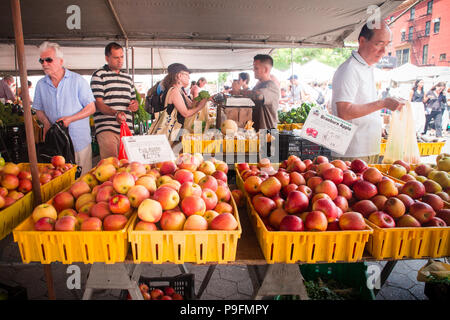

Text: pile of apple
xmin=133 ymin=153 xmax=238 ymax=232
xmin=237 ymin=155 xmax=449 ymax=232
xmin=0 ymin=156 xmax=74 ymax=210
xmin=385 ymin=155 xmax=450 ymax=202
xmin=128 ymin=284 xmax=184 ymax=300
xmin=32 ymin=153 xmax=239 ymax=232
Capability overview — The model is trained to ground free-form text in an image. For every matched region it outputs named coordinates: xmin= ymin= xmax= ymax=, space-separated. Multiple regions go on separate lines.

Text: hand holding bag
xmin=118 ymin=121 xmax=133 ymax=160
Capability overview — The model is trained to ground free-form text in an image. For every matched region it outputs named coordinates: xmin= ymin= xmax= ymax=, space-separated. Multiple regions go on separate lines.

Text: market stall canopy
xmin=297 ymin=60 xmax=336 ymax=82
xmin=0 ymin=0 xmax=403 ymax=72
xmin=388 ymin=63 xmax=421 ymax=82
xmin=0 ymin=44 xmax=270 ymax=75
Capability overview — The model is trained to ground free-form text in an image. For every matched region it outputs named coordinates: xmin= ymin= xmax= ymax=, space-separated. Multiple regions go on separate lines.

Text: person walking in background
xmin=422 ymin=82 xmax=446 ymax=137
xmin=238 ymin=72 xmax=250 ymax=90
xmin=33 ymin=41 xmax=95 ymax=174
xmin=409 ymin=79 xmax=425 ymax=134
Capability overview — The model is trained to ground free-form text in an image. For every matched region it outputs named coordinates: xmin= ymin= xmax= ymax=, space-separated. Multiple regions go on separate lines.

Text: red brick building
xmin=387 ymin=0 xmax=450 ymax=67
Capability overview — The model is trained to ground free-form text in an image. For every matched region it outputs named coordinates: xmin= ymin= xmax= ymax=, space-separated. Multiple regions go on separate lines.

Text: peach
xmin=183 ymin=215 xmax=208 ymax=230
xmin=103 ymin=214 xmax=128 ymax=231
xmin=138 ymin=198 xmax=163 ymax=223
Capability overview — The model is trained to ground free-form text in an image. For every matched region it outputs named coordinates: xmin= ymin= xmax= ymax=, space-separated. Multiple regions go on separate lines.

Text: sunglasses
xmin=39 ymin=57 xmax=54 ymax=64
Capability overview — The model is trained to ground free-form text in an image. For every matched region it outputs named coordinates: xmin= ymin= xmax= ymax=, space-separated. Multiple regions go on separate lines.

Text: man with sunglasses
xmin=90 ymin=42 xmax=138 ymax=160
xmin=330 ymin=21 xmax=405 ymax=163
xmin=33 ymin=41 xmax=95 ymax=175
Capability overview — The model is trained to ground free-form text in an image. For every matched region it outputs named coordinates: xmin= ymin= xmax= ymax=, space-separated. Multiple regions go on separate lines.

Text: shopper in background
xmin=422 ymin=82 xmax=446 ymax=137
xmin=410 ymin=79 xmax=425 ymax=103
xmin=190 ymin=77 xmax=207 ymax=99
xmin=238 ymin=72 xmax=250 ymax=90
xmin=33 ymin=41 xmax=95 ymax=174
xmin=288 ymin=74 xmax=307 ymax=105
xmin=409 ymin=79 xmax=425 ymax=134
xmin=330 ymin=21 xmax=404 ymax=163
xmin=90 ymin=42 xmax=139 ymax=160
xmin=0 ymin=75 xmax=15 ymax=103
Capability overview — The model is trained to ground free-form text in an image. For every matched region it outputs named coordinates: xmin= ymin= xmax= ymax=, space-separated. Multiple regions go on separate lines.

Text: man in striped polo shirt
xmin=90 ymin=42 xmax=138 ymax=160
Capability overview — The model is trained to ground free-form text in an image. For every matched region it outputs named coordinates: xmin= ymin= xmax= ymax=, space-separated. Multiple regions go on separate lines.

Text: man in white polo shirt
xmin=331 ymin=22 xmax=404 ymax=163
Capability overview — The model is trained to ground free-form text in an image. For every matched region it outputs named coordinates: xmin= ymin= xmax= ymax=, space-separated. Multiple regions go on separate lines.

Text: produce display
xmin=32 ymin=154 xmax=238 ymax=232
xmin=129 ymin=284 xmax=185 ymax=300
xmin=277 ymin=102 xmax=313 ymax=124
xmin=0 ymin=156 xmax=74 ymax=210
xmin=237 ymin=155 xmax=448 ymax=232
xmin=0 ymin=102 xmax=24 ymax=127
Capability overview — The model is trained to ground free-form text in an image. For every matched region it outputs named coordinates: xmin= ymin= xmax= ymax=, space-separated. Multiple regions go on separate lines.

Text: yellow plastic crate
xmin=380 ymin=142 xmax=445 ymax=156
xmin=181 ymin=136 xmax=193 ymax=153
xmin=247 ymin=139 xmax=259 ymax=153
xmin=365 ymin=219 xmax=450 ymax=260
xmin=13 ymin=168 xmax=131 ymax=264
xmin=235 ymin=164 xmax=373 ymax=264
xmin=0 ymin=163 xmax=77 ymax=241
xmin=128 ymin=197 xmax=242 ymax=264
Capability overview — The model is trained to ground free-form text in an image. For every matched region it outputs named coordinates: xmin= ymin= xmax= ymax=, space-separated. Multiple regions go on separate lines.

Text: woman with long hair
xmin=410 ymin=79 xmax=424 ymax=102
xmin=422 ymin=82 xmax=446 ymax=137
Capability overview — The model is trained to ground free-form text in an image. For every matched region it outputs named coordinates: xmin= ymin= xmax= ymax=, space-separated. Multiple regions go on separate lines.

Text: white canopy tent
xmin=296 ymin=60 xmax=336 ymax=83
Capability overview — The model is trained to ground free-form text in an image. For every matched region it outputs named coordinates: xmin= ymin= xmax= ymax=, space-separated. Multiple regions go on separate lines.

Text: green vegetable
xmin=278 ymin=102 xmax=315 ymax=124
xmin=133 ymin=89 xmax=151 ymax=133
xmin=194 ymin=90 xmax=211 ymax=102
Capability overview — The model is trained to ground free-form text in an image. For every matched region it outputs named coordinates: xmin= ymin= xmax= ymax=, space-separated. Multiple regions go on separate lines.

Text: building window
xmin=440 ymin=53 xmax=446 ymax=61
xmin=408 ymin=26 xmax=414 ymax=40
xmin=427 ymin=0 xmax=433 ymax=15
xmin=425 ymin=21 xmax=431 ymax=36
xmin=410 ymin=7 xmax=415 ymax=20
xmin=434 ymin=19 xmax=440 ymax=33
xmin=423 ymin=45 xmax=428 ymax=65
xmin=401 ymin=31 xmax=406 ymax=41
xmin=402 ymin=48 xmax=410 ymax=64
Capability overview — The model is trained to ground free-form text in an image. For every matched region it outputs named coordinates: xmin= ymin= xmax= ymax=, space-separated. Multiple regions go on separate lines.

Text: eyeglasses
xmin=39 ymin=57 xmax=54 ymax=64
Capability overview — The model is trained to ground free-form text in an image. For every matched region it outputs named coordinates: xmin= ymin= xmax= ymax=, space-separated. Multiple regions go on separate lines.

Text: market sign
xmin=121 ymin=135 xmax=175 ymax=164
xmin=299 ymin=107 xmax=358 ymax=155
xmin=376 ymin=56 xmax=397 ymax=69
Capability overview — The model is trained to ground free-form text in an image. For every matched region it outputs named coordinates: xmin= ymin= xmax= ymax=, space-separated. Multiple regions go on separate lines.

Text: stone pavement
xmin=0 ymin=232 xmax=448 ymax=300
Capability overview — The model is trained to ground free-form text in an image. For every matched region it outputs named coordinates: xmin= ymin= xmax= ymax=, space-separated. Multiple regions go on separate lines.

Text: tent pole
xmin=131 ymin=46 xmax=135 ymax=84
xmin=151 ymin=48 xmax=154 ymax=87
xmin=10 ymin=0 xmax=54 ymax=300
xmin=125 ymin=39 xmax=129 ymax=74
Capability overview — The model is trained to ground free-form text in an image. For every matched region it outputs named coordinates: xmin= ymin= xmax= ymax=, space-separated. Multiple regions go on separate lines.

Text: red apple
xmin=339 ymin=211 xmax=366 ymax=230
xmin=409 ymin=201 xmax=436 ymax=224
xmin=397 ymin=214 xmax=421 ymax=227
xmin=368 ymin=211 xmax=396 ymax=228
xmin=314 ymin=180 xmax=338 ymax=200
xmin=342 ymin=170 xmax=358 ymax=187
xmin=312 ymin=198 xmax=338 ymax=222
xmin=279 ymin=215 xmax=304 ymax=231
xmin=284 ymin=190 xmax=309 ymax=214
xmin=350 ymin=159 xmax=368 ymax=174
xmin=304 ymin=210 xmax=328 ymax=231
xmin=181 ymin=196 xmax=206 ymax=216
xmin=353 ymin=180 xmax=378 ymax=200
xmin=322 ymin=167 xmax=344 ymax=185
xmin=400 ymin=180 xmax=426 ymax=199
xmin=383 ymin=197 xmax=406 ymax=219
xmin=252 ymin=196 xmax=276 ymax=218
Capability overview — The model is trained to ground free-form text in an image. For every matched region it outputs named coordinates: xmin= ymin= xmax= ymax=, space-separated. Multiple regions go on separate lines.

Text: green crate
xmin=299 ymin=262 xmax=375 ymax=300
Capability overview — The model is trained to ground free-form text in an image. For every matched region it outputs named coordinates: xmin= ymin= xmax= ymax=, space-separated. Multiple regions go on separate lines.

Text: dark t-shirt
xmin=251 ymin=80 xmax=280 ymax=131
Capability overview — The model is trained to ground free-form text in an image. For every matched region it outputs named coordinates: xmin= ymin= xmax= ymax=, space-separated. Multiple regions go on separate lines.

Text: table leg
xmin=44 ymin=264 xmax=55 ymax=300
xmin=196 ymin=265 xmax=216 ymax=299
xmin=374 ymin=260 xmax=398 ymax=296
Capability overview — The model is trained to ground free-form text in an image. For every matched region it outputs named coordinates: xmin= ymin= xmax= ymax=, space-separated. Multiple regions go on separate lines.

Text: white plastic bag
xmin=383 ymin=101 xmax=421 ymax=164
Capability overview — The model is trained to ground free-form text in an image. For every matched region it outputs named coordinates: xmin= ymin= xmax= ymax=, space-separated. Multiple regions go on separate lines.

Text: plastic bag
xmin=383 ymin=101 xmax=420 ymax=164
xmin=118 ymin=121 xmax=132 ymax=160
xmin=417 ymin=259 xmax=450 ymax=282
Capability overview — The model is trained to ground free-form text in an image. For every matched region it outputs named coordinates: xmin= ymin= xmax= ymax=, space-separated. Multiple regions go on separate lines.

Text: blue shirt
xmin=33 ymin=69 xmax=95 ymax=152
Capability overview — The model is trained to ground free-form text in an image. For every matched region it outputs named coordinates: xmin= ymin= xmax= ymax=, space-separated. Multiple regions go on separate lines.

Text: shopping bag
xmin=118 ymin=121 xmax=133 ymax=160
xmin=383 ymin=101 xmax=420 ymax=164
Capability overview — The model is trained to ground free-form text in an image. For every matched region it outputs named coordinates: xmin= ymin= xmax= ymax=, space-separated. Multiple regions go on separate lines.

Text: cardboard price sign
xmin=299 ymin=107 xmax=358 ymax=155
xmin=121 ymin=135 xmax=175 ymax=164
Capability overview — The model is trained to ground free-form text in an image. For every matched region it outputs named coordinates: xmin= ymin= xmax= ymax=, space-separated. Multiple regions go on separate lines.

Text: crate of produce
xmin=12 ymin=167 xmax=133 ymax=264
xmin=379 ymin=142 xmax=445 ymax=156
xmin=235 ymin=164 xmax=373 ymax=264
xmin=121 ymin=274 xmax=195 ymax=300
xmin=365 ymin=219 xmax=449 ymax=259
xmin=279 ymin=132 xmax=331 ymax=161
xmin=300 ymin=262 xmax=376 ymax=300
xmin=0 ymin=162 xmax=77 ymax=241
xmin=128 ymin=196 xmax=242 ymax=264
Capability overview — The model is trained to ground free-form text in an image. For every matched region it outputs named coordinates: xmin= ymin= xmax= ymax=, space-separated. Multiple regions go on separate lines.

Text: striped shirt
xmin=90 ymin=64 xmax=136 ymax=135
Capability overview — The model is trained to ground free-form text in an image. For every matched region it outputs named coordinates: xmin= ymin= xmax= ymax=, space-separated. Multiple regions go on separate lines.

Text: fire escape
xmin=406 ymin=13 xmax=431 ymax=66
